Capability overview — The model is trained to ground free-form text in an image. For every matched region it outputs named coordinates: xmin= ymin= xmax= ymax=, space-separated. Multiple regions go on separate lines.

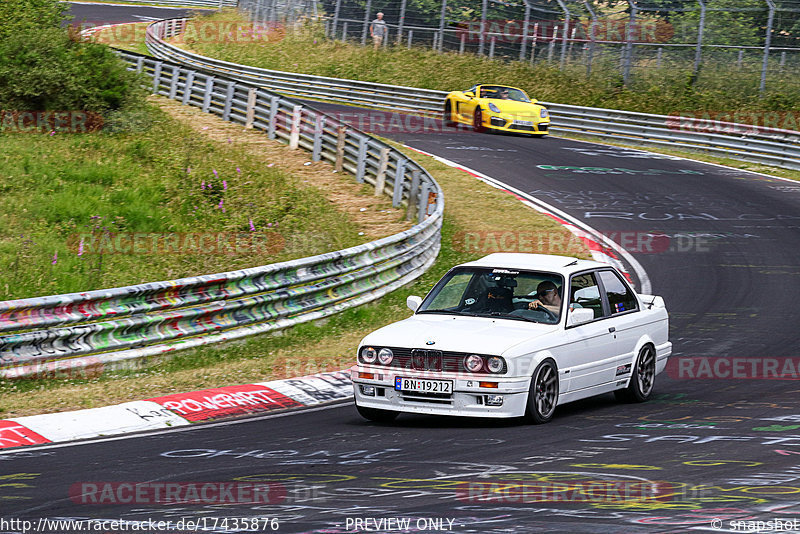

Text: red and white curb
xmin=0 ymin=371 xmax=352 ymax=450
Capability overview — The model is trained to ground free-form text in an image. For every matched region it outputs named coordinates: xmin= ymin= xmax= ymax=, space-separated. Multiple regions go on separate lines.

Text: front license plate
xmin=395 ymin=377 xmax=453 ymax=393
xmin=513 ymin=120 xmax=534 ymax=126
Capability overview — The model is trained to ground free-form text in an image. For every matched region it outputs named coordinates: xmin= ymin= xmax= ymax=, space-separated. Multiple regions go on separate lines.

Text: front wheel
xmin=615 ymin=344 xmax=656 ymax=403
xmin=443 ymin=100 xmax=456 ymax=128
xmin=525 ymin=359 xmax=559 ymax=424
xmin=356 ymin=404 xmax=399 ymax=422
xmin=473 ymin=107 xmax=485 ymax=133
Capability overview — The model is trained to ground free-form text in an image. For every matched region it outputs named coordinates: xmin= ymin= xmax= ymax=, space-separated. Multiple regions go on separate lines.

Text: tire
xmin=443 ymin=101 xmax=456 ymax=128
xmin=531 ymin=133 xmax=548 ymax=138
xmin=356 ymin=404 xmax=399 ymax=422
xmin=525 ymin=359 xmax=559 ymax=424
xmin=472 ymin=107 xmax=485 ymax=133
xmin=615 ymin=344 xmax=656 ymax=403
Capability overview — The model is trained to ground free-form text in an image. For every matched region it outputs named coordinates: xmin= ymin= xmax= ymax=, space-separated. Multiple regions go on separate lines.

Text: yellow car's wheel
xmin=443 ymin=101 xmax=456 ymax=128
xmin=473 ymin=107 xmax=485 ymax=133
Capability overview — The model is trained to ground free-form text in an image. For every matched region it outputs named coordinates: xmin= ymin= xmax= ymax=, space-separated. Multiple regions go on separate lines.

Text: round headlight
xmin=488 ymin=102 xmax=501 ymax=113
xmin=378 ymin=348 xmax=394 ymax=365
xmin=540 ymin=109 xmax=549 ymax=118
xmin=464 ymin=354 xmax=484 ymax=373
xmin=361 ymin=347 xmax=377 ymax=364
xmin=487 ymin=356 xmax=504 ymax=373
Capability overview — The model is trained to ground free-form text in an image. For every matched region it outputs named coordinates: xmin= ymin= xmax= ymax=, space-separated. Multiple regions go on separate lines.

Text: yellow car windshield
xmin=479 ymin=87 xmax=531 ymax=103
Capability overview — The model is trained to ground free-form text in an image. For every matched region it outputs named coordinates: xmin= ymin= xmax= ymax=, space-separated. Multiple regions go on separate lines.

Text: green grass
xmin=181 ymin=11 xmax=799 ymax=118
xmin=0 ymin=102 xmax=365 ymax=300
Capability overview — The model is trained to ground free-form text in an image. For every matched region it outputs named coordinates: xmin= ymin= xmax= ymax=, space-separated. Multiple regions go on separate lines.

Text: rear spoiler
xmin=638 ymin=294 xmax=666 ymax=309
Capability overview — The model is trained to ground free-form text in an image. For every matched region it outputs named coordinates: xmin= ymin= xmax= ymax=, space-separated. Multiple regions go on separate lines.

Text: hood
xmin=485 ymin=100 xmax=544 ymax=115
xmin=360 ymin=313 xmax=559 ymax=356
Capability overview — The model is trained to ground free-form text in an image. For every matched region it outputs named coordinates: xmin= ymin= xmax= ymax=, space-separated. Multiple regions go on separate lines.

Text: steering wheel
xmin=532 ymin=302 xmax=557 ymax=321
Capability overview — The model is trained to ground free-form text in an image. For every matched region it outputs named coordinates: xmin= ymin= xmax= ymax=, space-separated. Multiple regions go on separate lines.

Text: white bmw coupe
xmin=352 ymin=253 xmax=671 ymax=424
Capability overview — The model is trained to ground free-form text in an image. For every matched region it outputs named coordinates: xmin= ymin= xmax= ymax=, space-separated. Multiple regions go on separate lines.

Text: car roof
xmin=456 ymin=253 xmax=611 ymax=276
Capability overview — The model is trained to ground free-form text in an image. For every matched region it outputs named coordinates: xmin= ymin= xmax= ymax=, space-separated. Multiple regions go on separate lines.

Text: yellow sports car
xmin=443 ymin=84 xmax=550 ymax=136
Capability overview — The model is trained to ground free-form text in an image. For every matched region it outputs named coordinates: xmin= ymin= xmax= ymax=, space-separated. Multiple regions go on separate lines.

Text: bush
xmin=0 ymin=28 xmax=145 ymax=114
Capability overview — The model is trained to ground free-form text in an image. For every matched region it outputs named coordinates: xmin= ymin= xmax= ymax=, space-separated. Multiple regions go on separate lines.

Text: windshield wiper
xmin=416 ymin=310 xmax=478 ymax=317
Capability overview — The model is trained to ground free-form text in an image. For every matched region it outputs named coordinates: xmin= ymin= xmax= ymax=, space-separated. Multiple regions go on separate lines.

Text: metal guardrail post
xmin=169 ymin=67 xmax=180 ymax=99
xmin=245 ymin=87 xmax=257 ymax=128
xmin=202 ymin=77 xmax=214 ymax=112
xmin=289 ymin=105 xmax=302 ymax=149
xmin=393 ymin=159 xmax=407 ymax=207
xmin=222 ymin=82 xmax=235 ymax=121
xmin=406 ymin=170 xmax=420 ymax=221
xmin=335 ymin=126 xmax=346 ymax=172
xmin=312 ymin=114 xmax=324 ymax=161
xmin=374 ymin=147 xmax=390 ymax=196
xmin=183 ymin=71 xmax=195 ymax=105
xmin=418 ymin=181 xmax=430 ymax=224
xmin=267 ymin=96 xmax=279 ymax=139
xmin=152 ymin=61 xmax=163 ymax=93
xmin=136 ymin=56 xmax=144 ymax=74
xmin=355 ymin=136 xmax=367 ymax=183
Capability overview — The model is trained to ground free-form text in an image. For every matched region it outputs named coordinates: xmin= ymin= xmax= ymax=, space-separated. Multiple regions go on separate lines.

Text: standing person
xmin=370 ymin=12 xmax=386 ymax=49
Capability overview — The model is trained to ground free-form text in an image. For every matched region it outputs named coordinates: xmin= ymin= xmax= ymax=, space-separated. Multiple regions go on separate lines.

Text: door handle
xmin=608 ymin=327 xmax=616 ymax=333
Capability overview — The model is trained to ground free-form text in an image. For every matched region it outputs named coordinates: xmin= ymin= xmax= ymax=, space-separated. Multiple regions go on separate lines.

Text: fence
xmin=240 ymin=0 xmax=800 ymax=92
xmin=0 ymin=49 xmax=444 ymax=379
xmin=144 ymin=17 xmax=800 ymax=171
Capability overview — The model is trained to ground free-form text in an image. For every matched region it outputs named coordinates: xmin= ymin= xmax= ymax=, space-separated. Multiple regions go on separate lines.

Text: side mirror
xmin=531 ymin=99 xmax=538 ymax=103
xmin=407 ymin=295 xmax=423 ymax=312
xmin=464 ymin=91 xmax=474 ymax=98
xmin=567 ymin=307 xmax=594 ymax=327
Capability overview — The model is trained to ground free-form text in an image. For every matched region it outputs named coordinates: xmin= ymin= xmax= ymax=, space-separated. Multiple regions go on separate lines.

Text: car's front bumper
xmin=351 ymin=366 xmax=531 ymax=418
xmin=487 ymin=115 xmax=550 ymax=134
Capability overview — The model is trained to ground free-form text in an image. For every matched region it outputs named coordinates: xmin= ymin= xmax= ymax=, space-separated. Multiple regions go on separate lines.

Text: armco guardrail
xmin=145 ymin=18 xmax=800 ymax=171
xmin=0 ymin=49 xmax=443 ymax=379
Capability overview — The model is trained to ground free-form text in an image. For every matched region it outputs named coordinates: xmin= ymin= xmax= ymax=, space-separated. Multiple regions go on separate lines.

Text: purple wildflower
xmin=249 ymin=218 xmax=256 ymax=232
xmin=51 ymin=251 xmax=58 ymax=265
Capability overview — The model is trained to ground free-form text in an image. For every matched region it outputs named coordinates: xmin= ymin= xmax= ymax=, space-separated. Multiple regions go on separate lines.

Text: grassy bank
xmin=0 ymin=96 xmax=590 ymax=417
xmin=179 ymin=11 xmax=799 ymax=118
xmin=0 ymin=99 xmax=397 ymax=301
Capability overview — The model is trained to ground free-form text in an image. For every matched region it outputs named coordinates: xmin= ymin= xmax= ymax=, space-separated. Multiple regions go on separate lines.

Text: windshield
xmin=417 ymin=267 xmax=564 ymax=324
xmin=478 ymin=86 xmax=531 ymax=102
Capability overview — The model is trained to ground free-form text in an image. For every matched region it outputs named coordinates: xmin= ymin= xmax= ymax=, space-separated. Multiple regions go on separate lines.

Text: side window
xmin=598 ymin=270 xmax=639 ymax=315
xmin=569 ymin=272 xmax=606 ymax=319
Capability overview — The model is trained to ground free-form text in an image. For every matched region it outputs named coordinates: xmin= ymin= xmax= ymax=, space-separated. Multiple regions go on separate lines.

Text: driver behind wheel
xmin=527 ymin=281 xmax=562 ymax=316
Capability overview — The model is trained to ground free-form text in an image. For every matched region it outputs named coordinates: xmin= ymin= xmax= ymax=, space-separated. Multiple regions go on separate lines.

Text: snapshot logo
xmin=668 ymin=111 xmax=800 ymax=135
xmin=1 ymin=110 xmax=103 ymax=134
xmin=78 ymin=20 xmax=286 ymax=45
xmin=452 ymin=230 xmax=711 ymax=255
xmin=667 ymin=357 xmax=800 ymax=380
xmin=455 ymin=19 xmax=674 ymax=44
xmin=66 ymin=232 xmax=284 ymax=256
xmin=68 ymin=481 xmax=286 ymax=505
xmin=456 ymin=479 xmax=675 ymax=503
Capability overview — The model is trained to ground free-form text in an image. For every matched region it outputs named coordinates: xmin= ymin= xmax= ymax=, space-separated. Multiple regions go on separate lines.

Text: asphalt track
xmin=6 ymin=6 xmax=800 ymax=533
